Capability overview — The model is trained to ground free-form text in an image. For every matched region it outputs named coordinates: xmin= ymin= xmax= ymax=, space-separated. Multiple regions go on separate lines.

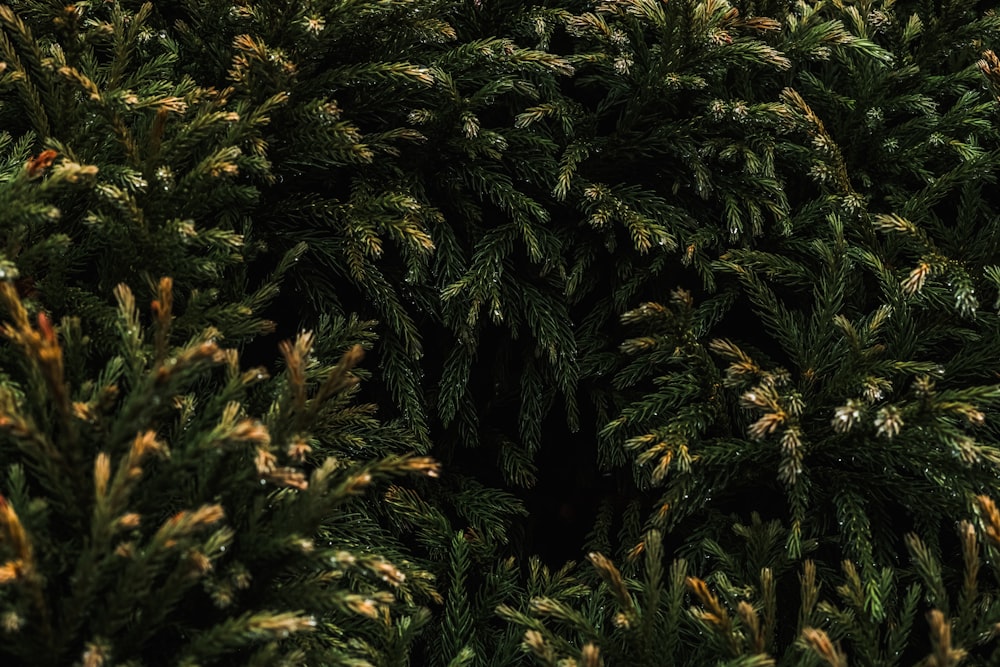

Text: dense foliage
xmin=1 ymin=0 xmax=1000 ymax=664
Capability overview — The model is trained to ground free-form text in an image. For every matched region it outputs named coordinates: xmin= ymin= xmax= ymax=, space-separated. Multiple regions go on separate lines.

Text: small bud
xmin=94 ymin=453 xmax=110 ymax=499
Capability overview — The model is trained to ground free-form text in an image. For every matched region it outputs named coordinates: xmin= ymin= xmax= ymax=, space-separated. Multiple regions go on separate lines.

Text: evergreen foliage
xmin=502 ymin=510 xmax=1000 ymax=665
xmin=0 ymin=276 xmax=440 ymax=665
xmin=600 ymin=0 xmax=1000 ymax=568
xmin=2 ymin=0 xmax=1000 ymax=664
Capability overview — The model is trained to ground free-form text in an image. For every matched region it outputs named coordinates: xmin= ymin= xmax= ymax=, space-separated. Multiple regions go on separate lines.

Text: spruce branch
xmin=0 ymin=276 xmax=439 ymax=664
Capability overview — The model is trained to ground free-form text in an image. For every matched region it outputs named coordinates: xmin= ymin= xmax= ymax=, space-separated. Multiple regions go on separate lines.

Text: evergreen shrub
xmin=2 ymin=0 xmax=1000 ymax=664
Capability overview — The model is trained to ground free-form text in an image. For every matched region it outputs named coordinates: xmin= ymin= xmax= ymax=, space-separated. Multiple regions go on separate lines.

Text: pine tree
xmin=0 ymin=3 xmax=441 ymax=663
xmin=5 ymin=0 xmax=1000 ymax=663
xmin=0 ymin=275 xmax=443 ymax=665
xmin=599 ymin=0 xmax=1000 ymax=568
xmin=500 ymin=0 xmax=1000 ymax=663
